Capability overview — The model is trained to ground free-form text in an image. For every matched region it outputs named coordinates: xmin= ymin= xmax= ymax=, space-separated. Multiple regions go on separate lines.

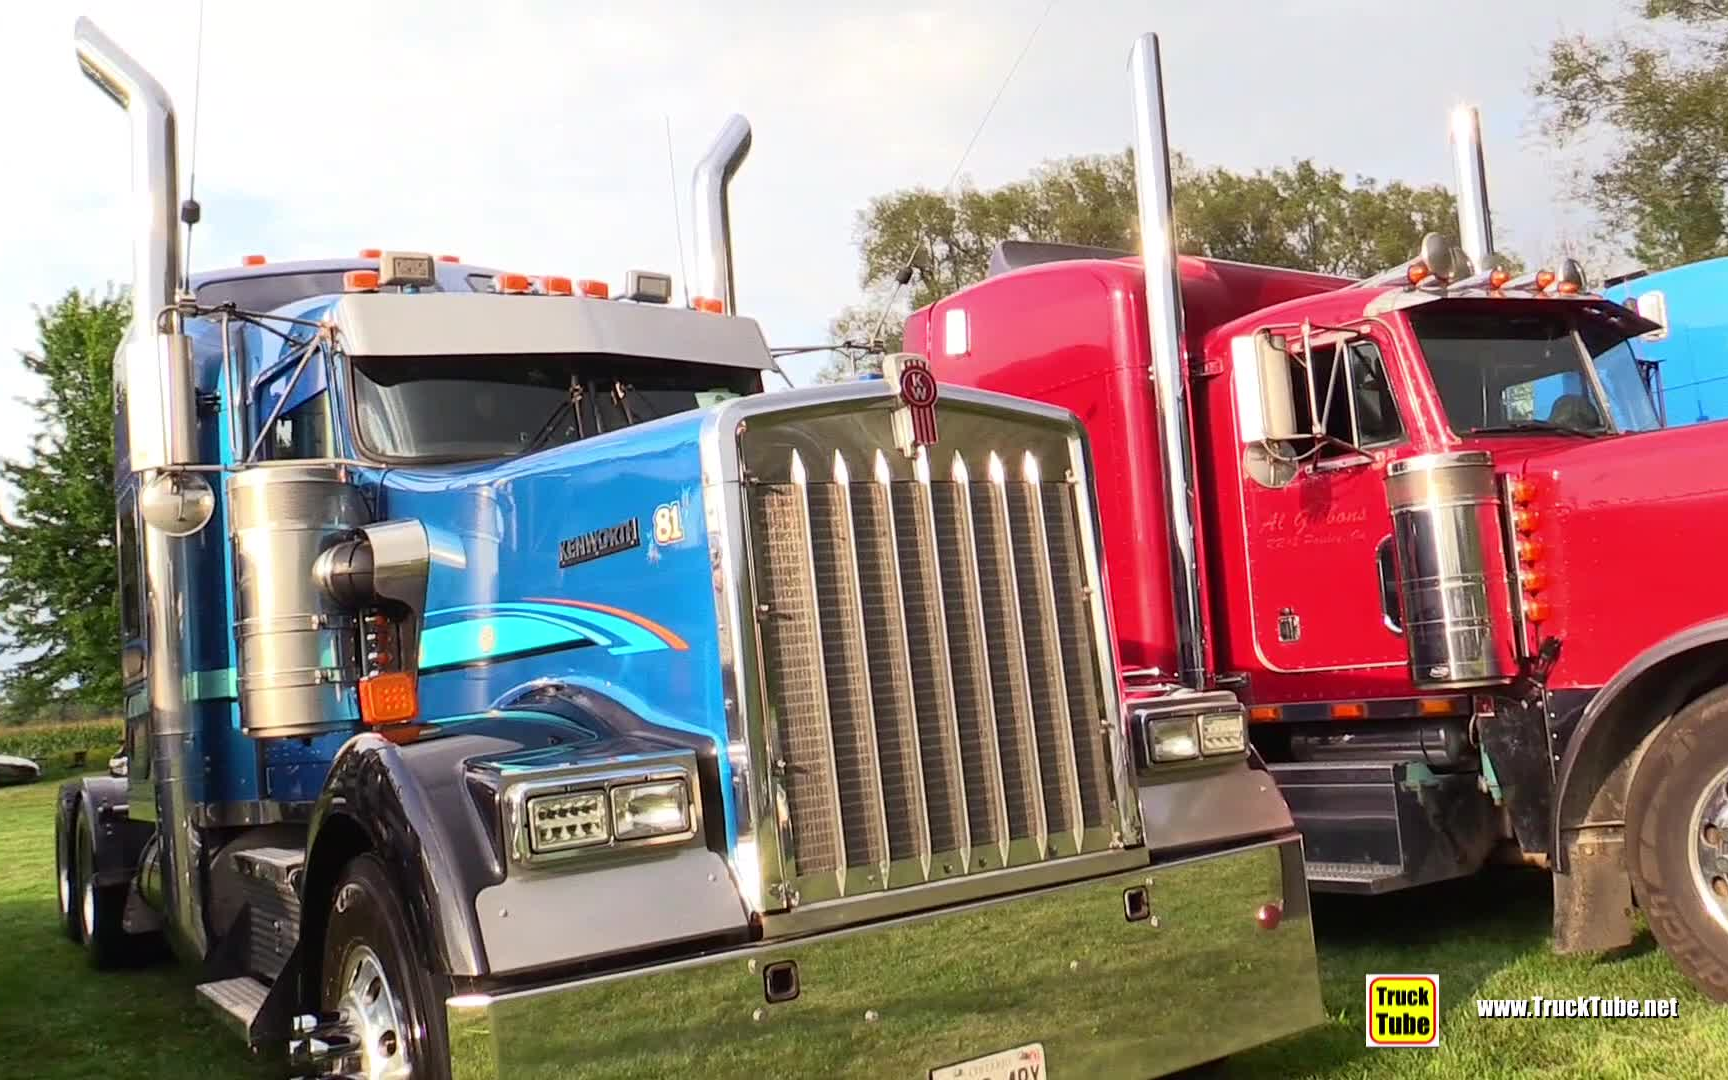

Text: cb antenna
xmin=666 ymin=115 xmax=691 ymax=308
xmin=179 ymin=0 xmax=207 ymax=294
xmin=863 ymin=0 xmax=1056 ymax=350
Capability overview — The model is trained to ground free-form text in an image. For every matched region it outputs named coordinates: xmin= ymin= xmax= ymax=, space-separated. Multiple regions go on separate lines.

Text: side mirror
xmin=1253 ymin=332 xmax=1300 ymax=442
xmin=108 ymin=753 xmax=128 ymax=779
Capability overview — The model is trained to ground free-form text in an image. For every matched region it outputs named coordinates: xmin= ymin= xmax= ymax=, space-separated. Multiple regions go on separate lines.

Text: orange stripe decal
xmin=525 ymin=597 xmax=689 ymax=651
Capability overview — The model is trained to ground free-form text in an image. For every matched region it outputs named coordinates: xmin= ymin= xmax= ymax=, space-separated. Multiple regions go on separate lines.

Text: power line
xmin=666 ymin=116 xmax=691 ymax=308
xmin=864 ymin=0 xmax=1057 ymax=349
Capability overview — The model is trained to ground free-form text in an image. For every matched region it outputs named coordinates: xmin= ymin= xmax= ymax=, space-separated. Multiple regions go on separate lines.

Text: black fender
xmin=57 ymin=774 xmax=149 ymax=889
xmin=1552 ymin=617 xmax=1728 ymax=871
xmin=299 ymin=683 xmax=737 ymax=991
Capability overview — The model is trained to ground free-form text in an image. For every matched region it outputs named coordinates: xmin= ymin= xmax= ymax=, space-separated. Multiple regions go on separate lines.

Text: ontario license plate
xmin=929 ymin=1042 xmax=1047 ymax=1080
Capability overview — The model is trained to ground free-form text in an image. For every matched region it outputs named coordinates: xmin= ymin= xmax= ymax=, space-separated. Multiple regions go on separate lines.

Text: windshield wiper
xmin=522 ymin=379 xmax=586 ymax=454
xmin=1468 ymin=420 xmax=1603 ymax=438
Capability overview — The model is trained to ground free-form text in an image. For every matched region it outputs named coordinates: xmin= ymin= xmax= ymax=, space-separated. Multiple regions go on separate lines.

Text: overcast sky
xmin=0 ymin=0 xmax=1640 ymax=469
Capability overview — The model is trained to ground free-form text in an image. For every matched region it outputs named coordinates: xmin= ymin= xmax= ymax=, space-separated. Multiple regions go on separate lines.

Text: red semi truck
xmin=909 ymin=33 xmax=1728 ymax=998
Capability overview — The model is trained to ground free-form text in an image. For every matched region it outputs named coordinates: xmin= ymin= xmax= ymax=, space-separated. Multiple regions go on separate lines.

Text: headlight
xmin=1149 ymin=716 xmax=1199 ymax=762
xmin=526 ymin=789 xmax=610 ymax=853
xmin=611 ymin=779 xmax=693 ymax=841
xmin=502 ymin=751 xmax=704 ymax=868
xmin=1198 ymin=711 xmax=1248 ymax=755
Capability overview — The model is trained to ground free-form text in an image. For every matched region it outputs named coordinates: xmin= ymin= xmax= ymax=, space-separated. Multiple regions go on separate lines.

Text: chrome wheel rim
xmin=338 ymin=945 xmax=413 ymax=1080
xmin=1687 ymin=763 xmax=1728 ymax=932
xmin=80 ymin=875 xmax=95 ymax=939
xmin=57 ymin=850 xmax=72 ymax=920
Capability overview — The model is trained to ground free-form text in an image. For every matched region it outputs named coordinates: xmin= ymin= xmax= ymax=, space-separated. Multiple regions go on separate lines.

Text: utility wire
xmin=666 ymin=116 xmax=691 ymax=308
xmin=863 ymin=0 xmax=1057 ymax=350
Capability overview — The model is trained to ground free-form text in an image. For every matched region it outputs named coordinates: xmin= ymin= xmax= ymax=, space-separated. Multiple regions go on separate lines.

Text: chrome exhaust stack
xmin=1127 ymin=33 xmax=1208 ymax=690
xmin=74 ymin=16 xmax=209 ymax=965
xmin=1449 ymin=105 xmax=1494 ymax=277
xmin=74 ymin=17 xmax=198 ymax=472
xmin=691 ymin=115 xmax=752 ymax=315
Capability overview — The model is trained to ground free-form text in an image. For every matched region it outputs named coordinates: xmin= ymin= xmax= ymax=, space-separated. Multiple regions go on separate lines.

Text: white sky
xmin=0 ymin=1 xmax=1640 ymax=469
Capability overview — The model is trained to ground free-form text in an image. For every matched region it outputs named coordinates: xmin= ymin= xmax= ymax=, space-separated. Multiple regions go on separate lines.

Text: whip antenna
xmin=863 ymin=0 xmax=1056 ymax=349
xmin=179 ymin=0 xmax=207 ymax=293
xmin=666 ymin=115 xmax=691 ymax=307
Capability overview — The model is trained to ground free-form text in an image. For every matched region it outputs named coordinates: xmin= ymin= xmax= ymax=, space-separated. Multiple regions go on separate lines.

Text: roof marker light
xmin=693 ymin=296 xmax=724 ymax=314
xmin=577 ymin=279 xmax=610 ymax=300
xmin=539 ymin=275 xmax=574 ymax=296
xmin=359 ymin=247 xmax=382 ymax=258
xmin=241 ymin=254 xmax=267 ymax=266
xmin=495 ymin=272 xmax=532 ymax=294
xmin=437 ymin=254 xmax=461 ymax=263
xmin=1488 ymin=268 xmax=1512 ymax=290
xmin=1534 ymin=269 xmax=1556 ymax=293
xmin=344 ymin=269 xmax=380 ymax=292
xmin=1407 ymin=262 xmax=1431 ymax=287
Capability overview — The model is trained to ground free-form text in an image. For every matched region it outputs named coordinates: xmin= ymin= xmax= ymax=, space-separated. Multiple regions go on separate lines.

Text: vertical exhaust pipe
xmin=691 ymin=115 xmax=752 ymax=314
xmin=1449 ymin=105 xmax=1494 ymax=275
xmin=1128 ymin=34 xmax=1208 ymax=690
xmin=73 ymin=17 xmax=208 ymax=965
xmin=74 ymin=17 xmax=196 ymax=471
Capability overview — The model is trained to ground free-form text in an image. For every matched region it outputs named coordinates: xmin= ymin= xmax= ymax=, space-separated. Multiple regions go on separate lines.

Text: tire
xmin=320 ymin=854 xmax=451 ymax=1080
xmin=54 ymin=793 xmax=83 ymax=944
xmin=75 ymin=800 xmax=141 ymax=969
xmin=1627 ymin=685 xmax=1728 ymax=1001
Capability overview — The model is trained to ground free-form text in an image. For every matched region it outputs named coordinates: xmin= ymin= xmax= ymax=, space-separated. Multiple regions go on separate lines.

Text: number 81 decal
xmin=653 ymin=502 xmax=685 ymax=544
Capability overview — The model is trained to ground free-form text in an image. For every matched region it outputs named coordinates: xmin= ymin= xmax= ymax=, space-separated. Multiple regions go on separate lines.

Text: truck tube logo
xmin=1366 ymin=973 xmax=1439 ymax=1047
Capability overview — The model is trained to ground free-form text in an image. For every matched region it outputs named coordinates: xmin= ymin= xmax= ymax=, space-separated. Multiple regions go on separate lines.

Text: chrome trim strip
xmin=913 ymin=446 xmax=973 ymax=873
xmin=872 ymin=448 xmax=935 ymax=880
xmin=951 ymin=451 xmax=1013 ymax=869
xmin=790 ymin=449 xmax=849 ymax=895
xmin=1021 ymin=451 xmax=1086 ymax=853
xmin=984 ymin=450 xmax=1050 ymax=862
xmin=827 ymin=449 xmax=892 ymax=892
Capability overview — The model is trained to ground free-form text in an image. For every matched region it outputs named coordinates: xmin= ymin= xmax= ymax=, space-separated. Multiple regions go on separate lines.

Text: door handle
xmin=1376 ymin=535 xmax=1403 ymax=634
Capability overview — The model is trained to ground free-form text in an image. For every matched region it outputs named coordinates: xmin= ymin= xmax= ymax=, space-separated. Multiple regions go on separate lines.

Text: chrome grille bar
xmin=849 ymin=451 xmax=933 ymax=883
xmin=1040 ymin=478 xmax=1114 ymax=828
xmin=895 ymin=448 xmax=971 ymax=876
xmin=970 ymin=452 xmax=1048 ymax=864
xmin=932 ymin=455 xmax=1012 ymax=870
xmin=752 ymin=451 xmax=846 ymax=887
xmin=1010 ymin=451 xmax=1086 ymax=854
xmin=807 ymin=452 xmax=891 ymax=888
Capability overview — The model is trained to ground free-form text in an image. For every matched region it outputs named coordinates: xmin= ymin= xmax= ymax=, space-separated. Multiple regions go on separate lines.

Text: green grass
xmin=1 ymin=772 xmax=1724 ymax=1078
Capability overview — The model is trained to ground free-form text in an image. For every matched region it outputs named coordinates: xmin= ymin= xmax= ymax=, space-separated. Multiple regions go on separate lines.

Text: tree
xmin=820 ymin=150 xmax=1461 ymax=381
xmin=1535 ymin=1 xmax=1728 ymax=270
xmin=0 ymin=290 xmax=125 ymax=711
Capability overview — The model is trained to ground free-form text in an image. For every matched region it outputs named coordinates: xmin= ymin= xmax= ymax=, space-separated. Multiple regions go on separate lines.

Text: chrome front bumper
xmin=448 ymin=837 xmax=1319 ymax=1078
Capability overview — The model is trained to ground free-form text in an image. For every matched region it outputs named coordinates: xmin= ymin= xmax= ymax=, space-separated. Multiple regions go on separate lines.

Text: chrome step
xmin=232 ymin=845 xmax=306 ymax=890
xmin=196 ymin=976 xmax=269 ymax=1039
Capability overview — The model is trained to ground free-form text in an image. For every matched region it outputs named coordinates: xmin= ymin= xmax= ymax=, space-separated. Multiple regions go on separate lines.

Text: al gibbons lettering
xmin=559 ymin=518 xmax=640 ymax=568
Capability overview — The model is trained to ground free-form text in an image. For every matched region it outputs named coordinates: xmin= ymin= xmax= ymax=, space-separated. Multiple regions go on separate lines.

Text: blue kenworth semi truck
xmin=54 ymin=18 xmax=1322 ymax=1079
xmin=1603 ymin=259 xmax=1728 ymax=427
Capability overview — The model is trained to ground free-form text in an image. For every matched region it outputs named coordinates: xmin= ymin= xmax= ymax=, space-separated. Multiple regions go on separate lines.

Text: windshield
xmin=1411 ymin=302 xmax=1661 ymax=436
xmin=350 ymin=354 xmax=759 ymax=461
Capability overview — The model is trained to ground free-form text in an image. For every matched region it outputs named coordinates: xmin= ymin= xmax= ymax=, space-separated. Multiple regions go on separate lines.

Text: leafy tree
xmin=819 ymin=150 xmax=1461 ymax=381
xmin=0 ymin=290 xmax=125 ymax=711
xmin=1535 ymin=1 xmax=1728 ymax=269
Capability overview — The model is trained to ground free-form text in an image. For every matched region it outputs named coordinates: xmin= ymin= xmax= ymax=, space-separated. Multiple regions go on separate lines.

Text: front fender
xmin=304 ymin=730 xmax=511 ymax=979
xmin=1552 ymin=616 xmax=1728 ymax=872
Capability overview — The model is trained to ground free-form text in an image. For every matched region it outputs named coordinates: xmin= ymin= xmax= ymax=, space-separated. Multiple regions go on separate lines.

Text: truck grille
xmin=747 ymin=441 xmax=1119 ymax=903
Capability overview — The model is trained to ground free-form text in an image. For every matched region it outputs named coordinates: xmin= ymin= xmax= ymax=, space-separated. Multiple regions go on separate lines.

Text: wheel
xmin=74 ymin=799 xmax=142 ymax=969
xmin=1628 ymin=685 xmax=1728 ymax=1000
xmin=319 ymin=854 xmax=450 ymax=1080
xmin=54 ymin=793 xmax=82 ymax=943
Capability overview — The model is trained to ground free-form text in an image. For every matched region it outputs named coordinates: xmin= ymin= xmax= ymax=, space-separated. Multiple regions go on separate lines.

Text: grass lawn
xmin=1 ymin=774 xmax=1725 ymax=1078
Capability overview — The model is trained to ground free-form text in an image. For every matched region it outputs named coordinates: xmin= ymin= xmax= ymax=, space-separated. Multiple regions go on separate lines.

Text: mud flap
xmin=1553 ymin=833 xmax=1635 ymax=954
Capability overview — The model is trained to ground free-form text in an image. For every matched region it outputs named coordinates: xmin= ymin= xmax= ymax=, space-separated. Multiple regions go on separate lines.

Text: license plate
xmin=929 ymin=1042 xmax=1047 ymax=1080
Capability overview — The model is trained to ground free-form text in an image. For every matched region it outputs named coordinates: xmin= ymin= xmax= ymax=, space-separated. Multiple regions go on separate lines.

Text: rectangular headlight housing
xmin=503 ymin=751 xmax=703 ymax=868
xmin=611 ymin=779 xmax=693 ymax=841
xmin=1149 ymin=716 xmax=1200 ymax=762
xmin=526 ymin=789 xmax=610 ymax=853
xmin=1198 ymin=711 xmax=1248 ymax=756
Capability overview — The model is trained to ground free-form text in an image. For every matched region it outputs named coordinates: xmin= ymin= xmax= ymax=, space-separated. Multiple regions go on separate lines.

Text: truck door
xmin=1236 ymin=327 xmax=1409 ymax=678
